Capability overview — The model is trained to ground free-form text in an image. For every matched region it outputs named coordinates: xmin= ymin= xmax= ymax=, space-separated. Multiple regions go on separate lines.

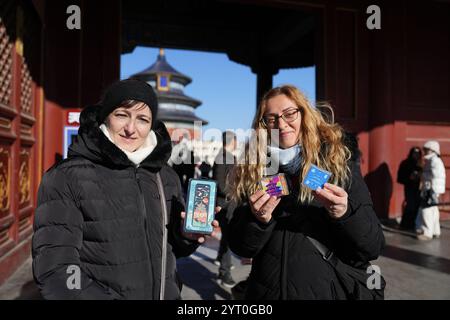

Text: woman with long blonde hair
xmin=228 ymin=85 xmax=385 ymax=300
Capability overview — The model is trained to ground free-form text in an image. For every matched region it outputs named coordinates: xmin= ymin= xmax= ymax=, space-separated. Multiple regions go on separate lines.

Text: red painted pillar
xmin=366 ymin=2 xmax=397 ymax=220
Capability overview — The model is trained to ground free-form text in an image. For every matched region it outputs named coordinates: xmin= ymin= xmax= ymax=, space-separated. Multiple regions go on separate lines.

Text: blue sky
xmin=121 ymin=47 xmax=315 ymax=134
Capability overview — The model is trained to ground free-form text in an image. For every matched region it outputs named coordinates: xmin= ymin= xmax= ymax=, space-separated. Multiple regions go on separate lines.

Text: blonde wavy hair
xmin=228 ymin=85 xmax=351 ymax=205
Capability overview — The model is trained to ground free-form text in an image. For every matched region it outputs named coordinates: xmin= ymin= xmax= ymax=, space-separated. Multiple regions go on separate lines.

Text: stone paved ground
xmin=1 ymin=221 xmax=450 ymax=300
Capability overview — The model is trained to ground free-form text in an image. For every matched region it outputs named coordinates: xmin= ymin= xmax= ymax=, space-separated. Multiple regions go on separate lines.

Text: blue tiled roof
xmin=131 ymin=51 xmax=192 ymax=85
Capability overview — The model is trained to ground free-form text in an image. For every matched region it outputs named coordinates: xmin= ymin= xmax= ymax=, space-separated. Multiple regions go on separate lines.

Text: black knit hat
xmin=99 ymin=79 xmax=158 ymax=126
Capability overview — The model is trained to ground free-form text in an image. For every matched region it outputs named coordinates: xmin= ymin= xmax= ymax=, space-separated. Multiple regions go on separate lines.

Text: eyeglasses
xmin=261 ymin=109 xmax=300 ymax=127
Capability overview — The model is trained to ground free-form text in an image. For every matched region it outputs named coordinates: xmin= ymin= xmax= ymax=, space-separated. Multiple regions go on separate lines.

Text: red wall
xmin=42 ymin=101 xmax=64 ymax=172
xmin=399 ymin=123 xmax=450 ymax=218
xmin=42 ymin=0 xmax=121 ymax=171
xmin=316 ymin=0 xmax=450 ymax=219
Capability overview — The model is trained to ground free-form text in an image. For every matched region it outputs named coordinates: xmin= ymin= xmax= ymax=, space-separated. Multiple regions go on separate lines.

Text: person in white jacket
xmin=416 ymin=140 xmax=446 ymax=240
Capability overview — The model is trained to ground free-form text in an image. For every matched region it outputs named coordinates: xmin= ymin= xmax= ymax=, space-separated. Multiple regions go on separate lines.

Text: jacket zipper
xmin=280 ymin=231 xmax=288 ymax=299
xmin=156 ymin=172 xmax=168 ymax=300
xmin=134 ymin=167 xmax=154 ymax=297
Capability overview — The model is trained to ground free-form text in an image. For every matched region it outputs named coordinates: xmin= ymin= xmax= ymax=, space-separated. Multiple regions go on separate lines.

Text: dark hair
xmin=343 ymin=132 xmax=361 ymax=163
xmin=222 ymin=131 xmax=236 ymax=146
xmin=408 ymin=146 xmax=422 ymax=159
xmin=116 ymin=99 xmax=150 ymax=111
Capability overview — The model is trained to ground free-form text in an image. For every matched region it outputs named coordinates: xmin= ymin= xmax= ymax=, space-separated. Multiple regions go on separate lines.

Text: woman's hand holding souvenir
xmin=249 ymin=190 xmax=281 ymax=224
xmin=313 ymin=183 xmax=348 ymax=219
xmin=180 ymin=206 xmax=221 ymax=243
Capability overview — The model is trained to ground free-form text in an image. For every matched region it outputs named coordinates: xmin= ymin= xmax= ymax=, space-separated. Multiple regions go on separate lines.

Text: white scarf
xmin=99 ymin=124 xmax=157 ymax=166
xmin=267 ymin=144 xmax=302 ymax=177
xmin=268 ymin=144 xmax=302 ymax=165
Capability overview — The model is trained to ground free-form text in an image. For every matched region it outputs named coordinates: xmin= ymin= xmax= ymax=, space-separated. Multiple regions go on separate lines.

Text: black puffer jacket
xmin=32 ymin=105 xmax=198 ymax=300
xmin=229 ymin=160 xmax=385 ymax=300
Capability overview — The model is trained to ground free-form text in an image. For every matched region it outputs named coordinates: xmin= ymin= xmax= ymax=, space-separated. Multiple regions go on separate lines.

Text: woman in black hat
xmin=227 ymin=85 xmax=385 ymax=300
xmin=32 ymin=79 xmax=218 ymax=299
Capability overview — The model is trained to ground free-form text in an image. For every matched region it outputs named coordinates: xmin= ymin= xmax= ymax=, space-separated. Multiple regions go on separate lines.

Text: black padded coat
xmin=229 ymin=159 xmax=385 ymax=300
xmin=32 ymin=105 xmax=198 ymax=300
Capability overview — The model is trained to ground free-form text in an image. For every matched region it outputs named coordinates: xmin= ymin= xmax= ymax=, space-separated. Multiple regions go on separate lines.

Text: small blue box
xmin=184 ymin=179 xmax=217 ymax=235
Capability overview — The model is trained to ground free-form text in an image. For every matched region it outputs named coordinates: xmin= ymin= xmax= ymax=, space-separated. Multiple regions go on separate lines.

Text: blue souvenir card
xmin=302 ymin=164 xmax=332 ymax=190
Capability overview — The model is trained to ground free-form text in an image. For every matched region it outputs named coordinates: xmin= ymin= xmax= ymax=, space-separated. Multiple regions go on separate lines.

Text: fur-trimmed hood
xmin=68 ymin=104 xmax=172 ymax=171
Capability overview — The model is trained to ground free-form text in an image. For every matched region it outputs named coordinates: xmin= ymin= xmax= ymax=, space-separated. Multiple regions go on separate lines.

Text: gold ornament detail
xmin=19 ymin=150 xmax=30 ymax=206
xmin=0 ymin=148 xmax=10 ymax=212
